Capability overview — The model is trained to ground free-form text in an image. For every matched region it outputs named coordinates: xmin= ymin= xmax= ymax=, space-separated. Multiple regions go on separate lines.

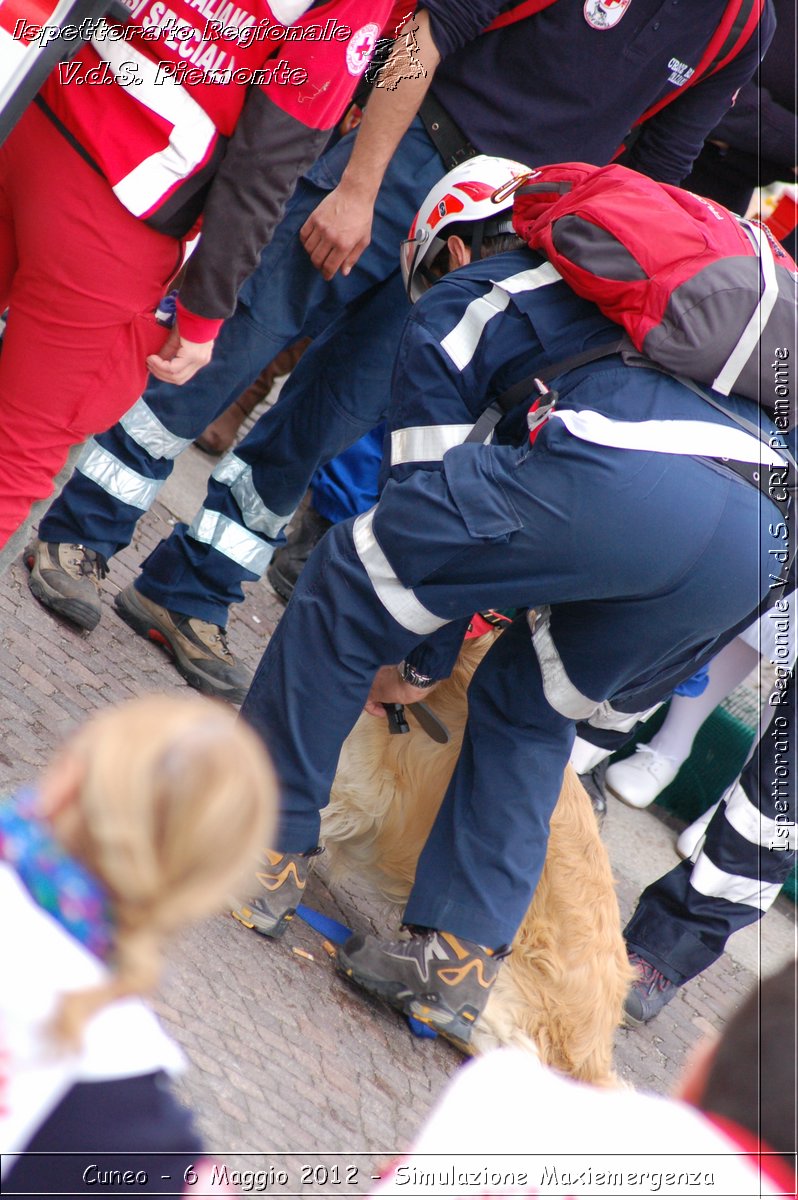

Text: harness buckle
xmin=527 ymin=379 xmax=558 ymax=444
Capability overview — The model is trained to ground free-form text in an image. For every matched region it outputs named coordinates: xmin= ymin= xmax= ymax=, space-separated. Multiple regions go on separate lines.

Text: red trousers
xmin=0 ymin=104 xmax=183 ymax=547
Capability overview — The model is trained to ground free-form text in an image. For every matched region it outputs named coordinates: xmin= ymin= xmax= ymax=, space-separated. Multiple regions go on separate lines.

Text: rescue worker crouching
xmin=231 ymin=159 xmax=791 ymax=1049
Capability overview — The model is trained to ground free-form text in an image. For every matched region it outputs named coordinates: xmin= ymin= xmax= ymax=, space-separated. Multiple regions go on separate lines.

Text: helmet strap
xmin=469 ymin=221 xmax=486 ymax=263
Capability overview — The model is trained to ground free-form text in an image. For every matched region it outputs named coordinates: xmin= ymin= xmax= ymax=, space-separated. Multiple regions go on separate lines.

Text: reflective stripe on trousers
xmin=528 ymin=607 xmax=658 ymax=732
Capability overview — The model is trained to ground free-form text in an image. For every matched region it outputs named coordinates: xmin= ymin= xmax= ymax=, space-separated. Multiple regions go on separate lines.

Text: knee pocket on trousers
xmin=443 ymin=444 xmax=523 ymax=541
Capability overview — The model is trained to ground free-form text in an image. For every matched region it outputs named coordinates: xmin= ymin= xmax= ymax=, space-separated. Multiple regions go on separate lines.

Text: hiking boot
xmin=24 ymin=539 xmax=107 ymax=631
xmin=337 ymin=928 xmax=509 ymax=1050
xmin=231 ymin=847 xmax=321 ymax=937
xmin=623 ymin=952 xmax=680 ymax=1026
xmin=267 ymin=504 xmax=332 ymax=604
xmin=114 ymin=583 xmax=252 ymax=705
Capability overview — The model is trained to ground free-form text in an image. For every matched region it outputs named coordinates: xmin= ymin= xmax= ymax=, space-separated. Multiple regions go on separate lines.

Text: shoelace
xmin=631 ymin=746 xmax=677 ymax=776
xmin=67 ymin=545 xmax=108 ymax=581
xmin=193 ymin=619 xmax=233 ymax=658
xmin=403 ymin=925 xmax=511 ymax=960
xmin=629 ymin=953 xmax=671 ymax=994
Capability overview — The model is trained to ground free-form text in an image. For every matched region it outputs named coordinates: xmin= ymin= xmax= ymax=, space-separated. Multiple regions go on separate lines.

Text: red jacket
xmin=36 ymin=0 xmax=396 ymax=336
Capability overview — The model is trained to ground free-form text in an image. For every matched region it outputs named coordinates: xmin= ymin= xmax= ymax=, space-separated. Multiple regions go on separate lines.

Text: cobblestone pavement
xmin=1 ymin=437 xmax=795 ymax=1189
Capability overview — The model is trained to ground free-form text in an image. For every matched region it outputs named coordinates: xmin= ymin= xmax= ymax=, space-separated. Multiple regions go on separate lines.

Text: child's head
xmin=39 ymin=694 xmax=277 ymax=1043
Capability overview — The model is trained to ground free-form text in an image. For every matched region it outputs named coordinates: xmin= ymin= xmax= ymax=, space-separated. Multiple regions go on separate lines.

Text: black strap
xmin=713 ymin=457 xmax=791 ymax=521
xmin=34 ymin=95 xmax=105 ymax=180
xmin=465 ymin=339 xmax=797 ymax=526
xmin=465 ymin=339 xmax=625 ymax=444
xmin=418 ymin=92 xmax=479 ymax=171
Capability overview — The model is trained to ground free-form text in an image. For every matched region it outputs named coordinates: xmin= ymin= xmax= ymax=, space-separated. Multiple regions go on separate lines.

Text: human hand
xmin=299 ymin=184 xmax=375 ymax=280
xmin=147 ymin=327 xmax=214 ymax=385
xmin=364 ymin=665 xmax=435 ymax=718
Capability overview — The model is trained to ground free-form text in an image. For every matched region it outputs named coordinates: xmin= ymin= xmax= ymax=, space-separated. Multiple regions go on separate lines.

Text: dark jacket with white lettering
xmin=421 ymin=0 xmax=775 ymax=185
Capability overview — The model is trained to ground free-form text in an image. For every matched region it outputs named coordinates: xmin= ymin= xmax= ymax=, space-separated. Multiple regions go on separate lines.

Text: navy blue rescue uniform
xmin=240 ymin=248 xmax=788 ymax=950
xmin=38 ymin=0 xmax=775 ymax=627
xmin=625 ymin=646 xmax=797 ymax=985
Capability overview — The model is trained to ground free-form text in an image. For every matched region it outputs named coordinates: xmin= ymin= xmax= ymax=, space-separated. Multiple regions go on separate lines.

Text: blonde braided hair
xmin=41 ymin=695 xmax=277 ymax=1045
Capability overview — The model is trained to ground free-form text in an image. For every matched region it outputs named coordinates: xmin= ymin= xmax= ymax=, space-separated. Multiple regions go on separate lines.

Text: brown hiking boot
xmin=114 ymin=583 xmax=252 ymax=705
xmin=24 ymin=540 xmax=107 ymax=631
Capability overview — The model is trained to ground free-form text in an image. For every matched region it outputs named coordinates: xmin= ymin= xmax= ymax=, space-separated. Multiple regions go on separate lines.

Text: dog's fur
xmin=323 ymin=633 xmax=633 ymax=1085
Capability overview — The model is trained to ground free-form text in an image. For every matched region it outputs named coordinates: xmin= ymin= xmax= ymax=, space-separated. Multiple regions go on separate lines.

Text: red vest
xmin=38 ymin=0 xmax=394 ymax=226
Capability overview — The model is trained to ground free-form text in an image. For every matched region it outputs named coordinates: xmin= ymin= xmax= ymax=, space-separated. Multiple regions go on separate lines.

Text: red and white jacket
xmin=34 ymin=0 xmax=399 ymax=337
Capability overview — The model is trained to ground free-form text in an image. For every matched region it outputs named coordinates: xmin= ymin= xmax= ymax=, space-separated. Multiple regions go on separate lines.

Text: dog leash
xmin=296 ymin=905 xmax=438 ymax=1039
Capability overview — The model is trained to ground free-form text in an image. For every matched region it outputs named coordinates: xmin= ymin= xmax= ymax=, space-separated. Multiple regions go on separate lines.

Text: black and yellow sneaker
xmin=231 ymin=847 xmax=321 ymax=938
xmin=336 ymin=928 xmax=509 ymax=1050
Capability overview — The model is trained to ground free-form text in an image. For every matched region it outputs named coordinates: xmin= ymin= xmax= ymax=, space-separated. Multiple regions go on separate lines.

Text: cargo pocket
xmin=442 ymin=443 xmax=523 ymax=541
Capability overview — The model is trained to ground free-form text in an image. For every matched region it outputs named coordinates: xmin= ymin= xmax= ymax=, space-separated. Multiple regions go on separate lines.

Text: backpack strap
xmin=464 ymin=338 xmax=625 ymax=444
xmin=613 ymin=0 xmax=764 ymax=156
xmin=466 ymin=337 xmax=796 ymax=511
xmin=713 ymin=219 xmax=779 ymax=395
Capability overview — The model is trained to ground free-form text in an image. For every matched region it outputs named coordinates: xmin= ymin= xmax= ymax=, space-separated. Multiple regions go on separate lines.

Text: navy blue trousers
xmin=241 ymin=423 xmax=776 ymax=948
xmin=625 ymin=665 xmax=797 ymax=983
xmin=39 ymin=121 xmax=444 ymax=625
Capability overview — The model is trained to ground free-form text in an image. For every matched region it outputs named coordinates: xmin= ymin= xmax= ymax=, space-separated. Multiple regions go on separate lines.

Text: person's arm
xmin=626 ymin=3 xmax=776 ymax=184
xmin=364 ymin=618 xmax=472 ymax=716
xmin=147 ymin=91 xmax=332 ymax=386
xmin=710 ymin=79 xmax=796 ymax=167
xmin=148 ymin=104 xmax=330 ymax=386
xmin=150 ymin=0 xmax=415 ymax=384
xmin=366 ymin=269 xmax=540 ymax=707
xmin=299 ymin=9 xmax=441 ymax=280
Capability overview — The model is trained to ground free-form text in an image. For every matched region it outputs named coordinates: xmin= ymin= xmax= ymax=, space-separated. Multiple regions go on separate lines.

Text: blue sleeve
xmin=626 ymin=1 xmax=777 ymax=183
xmin=383 ymin=268 xmax=545 ymax=679
xmin=384 ymin=301 xmax=490 ymax=485
xmin=404 ymin=620 xmax=473 ymax=680
xmin=712 ymin=79 xmax=796 ymax=165
xmin=420 ymin=0 xmax=510 ymax=58
xmin=383 ymin=297 xmax=492 ymax=679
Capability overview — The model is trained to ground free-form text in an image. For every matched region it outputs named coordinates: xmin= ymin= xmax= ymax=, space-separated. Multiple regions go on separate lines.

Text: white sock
xmin=646 ymin=638 xmax=761 ymax=767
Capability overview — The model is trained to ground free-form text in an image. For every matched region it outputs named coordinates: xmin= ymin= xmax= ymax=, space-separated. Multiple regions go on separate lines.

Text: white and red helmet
xmin=400 ymin=155 xmax=531 ymax=303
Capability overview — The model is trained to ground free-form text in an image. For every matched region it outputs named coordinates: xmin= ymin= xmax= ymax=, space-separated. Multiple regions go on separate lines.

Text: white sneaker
xmin=676 ymin=800 xmax=721 ymax=860
xmin=604 ymin=746 xmax=680 ymax=809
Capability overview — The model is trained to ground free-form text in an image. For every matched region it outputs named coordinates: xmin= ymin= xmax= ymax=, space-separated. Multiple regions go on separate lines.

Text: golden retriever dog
xmin=322 ymin=632 xmax=633 ymax=1085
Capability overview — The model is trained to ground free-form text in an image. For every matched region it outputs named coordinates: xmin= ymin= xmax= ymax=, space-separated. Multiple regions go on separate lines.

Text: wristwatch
xmin=398 ymin=660 xmax=436 ymax=689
